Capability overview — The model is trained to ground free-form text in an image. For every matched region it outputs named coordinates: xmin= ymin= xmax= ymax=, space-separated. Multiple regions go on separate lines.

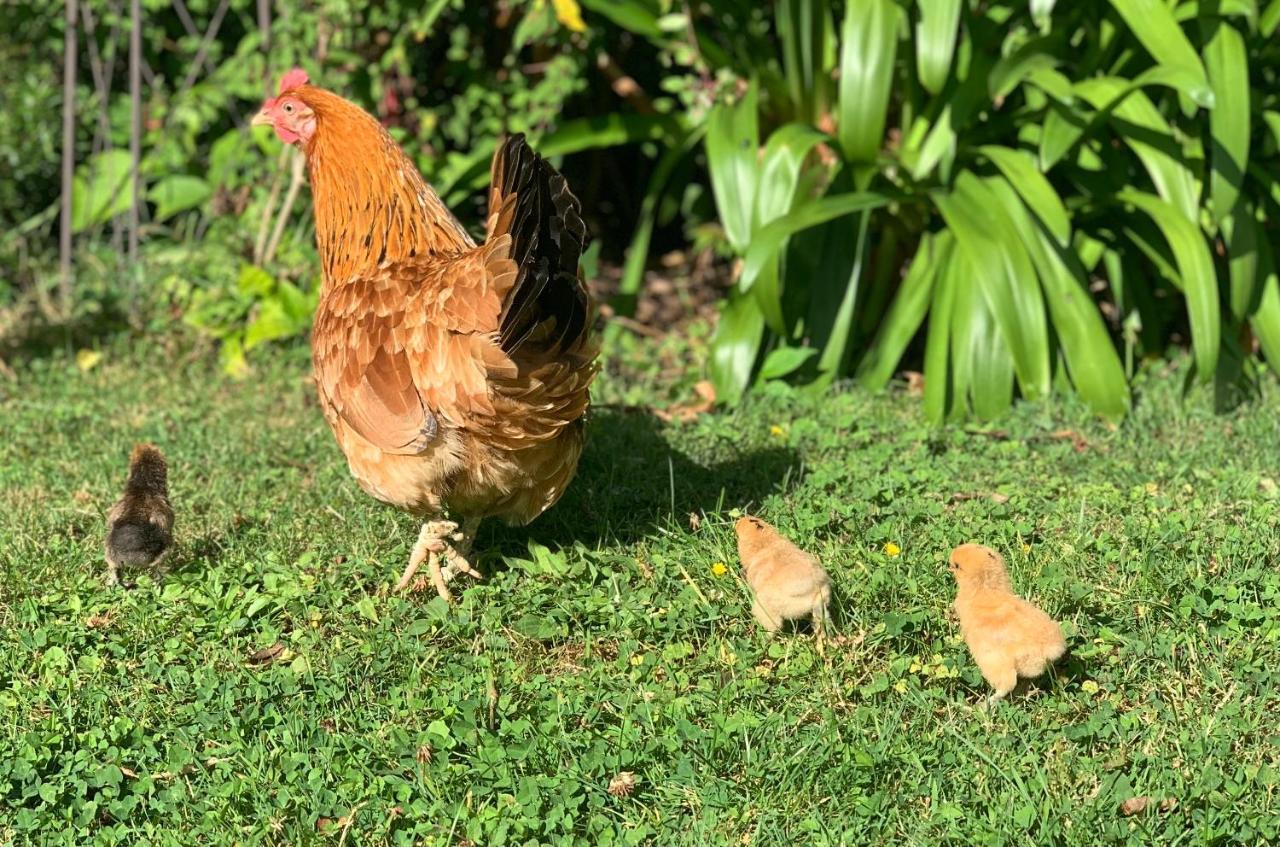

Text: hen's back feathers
xmin=487 ymin=135 xmax=590 ymax=358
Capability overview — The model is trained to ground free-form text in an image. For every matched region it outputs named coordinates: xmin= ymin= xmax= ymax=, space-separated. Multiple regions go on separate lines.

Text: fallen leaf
xmin=903 ymin=371 xmax=924 ymax=395
xmin=85 ymin=611 xmax=116 ymax=629
xmin=948 ymin=492 xmax=1011 ymax=505
xmin=688 ymin=512 xmax=702 ymax=531
xmin=316 ymin=817 xmax=335 ymax=833
xmin=1119 ymin=797 xmax=1150 ymax=816
xmin=1159 ymin=797 xmax=1178 ymax=812
xmin=1049 ymin=429 xmax=1089 ymax=452
xmin=247 ymin=643 xmax=285 ymax=665
xmin=120 ymin=767 xmax=138 ymax=779
xmin=76 ymin=349 xmax=103 ymax=372
xmin=653 ymin=380 xmax=716 ymax=423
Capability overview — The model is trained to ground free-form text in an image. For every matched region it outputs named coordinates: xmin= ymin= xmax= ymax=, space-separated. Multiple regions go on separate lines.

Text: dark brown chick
xmin=105 ymin=444 xmax=174 ymax=586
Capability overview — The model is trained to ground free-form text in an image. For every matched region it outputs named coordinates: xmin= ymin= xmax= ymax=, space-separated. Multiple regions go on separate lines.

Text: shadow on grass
xmin=484 ymin=408 xmax=802 ymax=554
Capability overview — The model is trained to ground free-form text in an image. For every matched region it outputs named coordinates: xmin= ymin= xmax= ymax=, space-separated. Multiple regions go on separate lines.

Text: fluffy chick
xmin=105 ymin=444 xmax=174 ymax=586
xmin=736 ymin=516 xmax=832 ymax=643
xmin=948 ymin=543 xmax=1065 ymax=703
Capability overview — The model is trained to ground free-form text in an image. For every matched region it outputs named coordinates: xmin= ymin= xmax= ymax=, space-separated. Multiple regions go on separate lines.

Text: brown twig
xmin=253 ymin=147 xmax=289 ymax=263
xmin=264 ymin=150 xmax=306 ymax=264
xmin=596 ymin=51 xmax=656 ymax=115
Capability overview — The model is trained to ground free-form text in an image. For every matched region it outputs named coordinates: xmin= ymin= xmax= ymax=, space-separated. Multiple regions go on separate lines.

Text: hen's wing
xmin=311 ymin=134 xmax=594 ymax=455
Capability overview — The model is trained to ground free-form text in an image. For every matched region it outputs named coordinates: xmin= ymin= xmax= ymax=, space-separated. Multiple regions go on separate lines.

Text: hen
xmin=253 ymin=69 xmax=596 ymax=601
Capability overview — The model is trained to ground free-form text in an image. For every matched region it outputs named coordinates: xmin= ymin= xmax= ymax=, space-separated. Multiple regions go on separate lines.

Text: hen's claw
xmin=398 ymin=518 xmax=482 ymax=601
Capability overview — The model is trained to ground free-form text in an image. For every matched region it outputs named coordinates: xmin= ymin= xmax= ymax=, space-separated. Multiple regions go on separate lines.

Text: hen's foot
xmin=397 ymin=519 xmax=481 ymax=602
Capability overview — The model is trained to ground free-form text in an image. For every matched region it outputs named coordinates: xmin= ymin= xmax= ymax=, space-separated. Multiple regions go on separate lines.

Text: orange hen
xmin=253 ymin=69 xmax=596 ymax=601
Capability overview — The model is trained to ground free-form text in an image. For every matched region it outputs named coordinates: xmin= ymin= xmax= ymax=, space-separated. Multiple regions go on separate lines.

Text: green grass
xmin=3 ymin=336 xmax=1280 ymax=846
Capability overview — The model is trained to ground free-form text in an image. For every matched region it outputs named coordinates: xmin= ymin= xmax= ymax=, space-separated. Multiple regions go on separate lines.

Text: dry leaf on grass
xmin=653 ymin=380 xmax=716 ymax=423
xmin=247 ymin=643 xmax=285 ymax=665
xmin=1119 ymin=796 xmax=1177 ymax=816
xmin=948 ymin=492 xmax=1011 ymax=506
xmin=903 ymin=371 xmax=925 ymax=395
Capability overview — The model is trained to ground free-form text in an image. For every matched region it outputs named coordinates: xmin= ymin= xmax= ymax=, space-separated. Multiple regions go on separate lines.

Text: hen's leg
xmin=396 ymin=521 xmax=448 ymax=593
xmin=438 ymin=517 xmax=483 ymax=583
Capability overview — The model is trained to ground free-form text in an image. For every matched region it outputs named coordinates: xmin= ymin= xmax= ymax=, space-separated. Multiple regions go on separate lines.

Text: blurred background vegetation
xmin=3 ymin=0 xmax=1280 ymax=419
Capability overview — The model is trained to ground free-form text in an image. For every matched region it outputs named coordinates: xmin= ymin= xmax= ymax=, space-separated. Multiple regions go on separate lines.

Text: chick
xmin=948 ymin=543 xmax=1065 ymax=703
xmin=735 ymin=516 xmax=832 ymax=644
xmin=105 ymin=444 xmax=174 ymax=586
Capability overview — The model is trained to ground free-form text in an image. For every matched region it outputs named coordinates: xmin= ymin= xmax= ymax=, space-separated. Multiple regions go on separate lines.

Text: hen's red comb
xmin=279 ymin=67 xmax=309 ymax=94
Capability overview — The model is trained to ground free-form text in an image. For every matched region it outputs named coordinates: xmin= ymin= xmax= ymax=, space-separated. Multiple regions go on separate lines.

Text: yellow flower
xmin=893 ymin=680 xmax=908 ymax=694
xmin=908 ymin=662 xmax=922 ymax=674
xmin=552 ymin=0 xmax=587 ymax=32
xmin=1081 ymin=680 xmax=1099 ymax=694
xmin=630 ymin=654 xmax=644 ymax=666
xmin=1144 ymin=482 xmax=1159 ymax=496
xmin=711 ymin=562 xmax=728 ymax=577
xmin=769 ymin=424 xmax=787 ymax=438
xmin=883 ymin=542 xmax=901 ymax=557
xmin=1021 ymin=543 xmax=1032 ymax=554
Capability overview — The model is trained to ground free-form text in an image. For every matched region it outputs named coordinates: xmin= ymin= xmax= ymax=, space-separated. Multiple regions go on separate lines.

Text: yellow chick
xmin=948 ymin=543 xmax=1066 ymax=703
xmin=735 ymin=516 xmax=832 ymax=644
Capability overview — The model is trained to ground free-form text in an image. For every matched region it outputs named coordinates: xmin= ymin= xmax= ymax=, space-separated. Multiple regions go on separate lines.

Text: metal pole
xmin=128 ymin=0 xmax=141 ymax=265
xmin=60 ymin=0 xmax=78 ymax=312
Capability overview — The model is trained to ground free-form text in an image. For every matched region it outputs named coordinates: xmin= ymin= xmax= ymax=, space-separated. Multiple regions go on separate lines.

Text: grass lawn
xmin=3 ymin=335 xmax=1280 ymax=846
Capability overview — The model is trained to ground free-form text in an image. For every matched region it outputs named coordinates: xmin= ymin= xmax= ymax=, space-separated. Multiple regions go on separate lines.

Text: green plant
xmin=677 ymin=0 xmax=1280 ymax=418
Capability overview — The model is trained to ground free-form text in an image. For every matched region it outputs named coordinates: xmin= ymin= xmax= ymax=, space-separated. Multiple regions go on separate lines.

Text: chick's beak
xmin=251 ymin=109 xmax=273 ymax=127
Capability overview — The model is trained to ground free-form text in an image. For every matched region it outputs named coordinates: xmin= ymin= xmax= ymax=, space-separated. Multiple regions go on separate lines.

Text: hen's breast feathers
xmin=311 ymin=134 xmax=596 ymax=459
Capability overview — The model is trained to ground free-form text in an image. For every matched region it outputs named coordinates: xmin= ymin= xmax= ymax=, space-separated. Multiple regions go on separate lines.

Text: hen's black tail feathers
xmin=491 ymin=134 xmax=591 ymax=357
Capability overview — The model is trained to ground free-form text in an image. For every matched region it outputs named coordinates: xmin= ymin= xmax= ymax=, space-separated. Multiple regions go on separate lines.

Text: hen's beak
xmin=251 ymin=110 xmax=272 ymax=127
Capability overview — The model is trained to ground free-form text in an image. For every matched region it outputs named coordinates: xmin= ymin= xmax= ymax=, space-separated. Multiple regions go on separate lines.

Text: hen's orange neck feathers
xmin=289 ymin=85 xmax=474 ymax=286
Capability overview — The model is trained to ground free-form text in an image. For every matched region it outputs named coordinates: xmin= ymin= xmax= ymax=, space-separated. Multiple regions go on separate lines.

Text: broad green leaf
xmin=759 ymin=346 xmax=818 ymax=380
xmin=709 ymin=292 xmax=767 ymax=404
xmin=756 ymin=124 xmax=829 ymax=227
xmin=858 ymin=231 xmax=952 ymax=391
xmin=1025 ymin=66 xmax=1075 ymax=104
xmin=705 ymin=82 xmax=760 ymax=253
xmin=777 ymin=0 xmax=833 ymax=123
xmin=1262 ymin=0 xmax=1280 ymax=35
xmin=987 ymin=39 xmax=1060 ymax=102
xmin=838 ymin=0 xmax=902 ymax=163
xmin=1225 ymin=208 xmax=1260 ymax=321
xmin=907 ymin=106 xmax=955 ymax=182
xmin=580 ymin=0 xmax=663 ymax=39
xmin=615 ymin=128 xmax=705 ymax=318
xmin=1076 ymin=78 xmax=1200 ymax=222
xmin=949 ymin=256 xmax=1014 ymax=421
xmin=979 ymin=145 xmax=1071 ymax=245
xmin=923 ymin=248 xmax=959 ymax=424
xmin=237 ymin=264 xmax=275 ymax=297
xmin=71 ymin=150 xmax=135 ymax=233
xmin=916 ymin=0 xmax=962 ymax=95
xmin=1118 ymin=190 xmax=1220 ymax=379
xmin=738 ymin=192 xmax=891 ymax=297
xmin=1040 ymin=102 xmax=1089 ymax=171
xmin=1251 ymin=242 xmax=1280 ymax=375
xmin=1108 ymin=0 xmax=1213 ymax=107
xmin=148 ymin=175 xmax=212 ymax=222
xmin=1201 ymin=19 xmax=1250 ymax=223
xmin=752 ymin=123 xmax=830 ymax=331
xmin=244 ymin=298 xmax=301 ymax=351
xmin=935 ymin=173 xmax=1051 ymax=400
xmin=538 ymin=113 xmax=676 ymax=158
xmin=988 ymin=178 xmax=1130 ymax=418
xmin=815 ymin=208 xmax=872 ymax=383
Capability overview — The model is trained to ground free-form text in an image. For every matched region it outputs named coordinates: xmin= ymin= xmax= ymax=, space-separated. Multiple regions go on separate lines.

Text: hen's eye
xmin=283 ymin=103 xmax=294 ymax=113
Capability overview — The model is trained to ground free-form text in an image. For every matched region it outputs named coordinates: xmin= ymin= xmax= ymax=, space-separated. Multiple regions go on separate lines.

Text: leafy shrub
xmin=628 ymin=0 xmax=1280 ymax=417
